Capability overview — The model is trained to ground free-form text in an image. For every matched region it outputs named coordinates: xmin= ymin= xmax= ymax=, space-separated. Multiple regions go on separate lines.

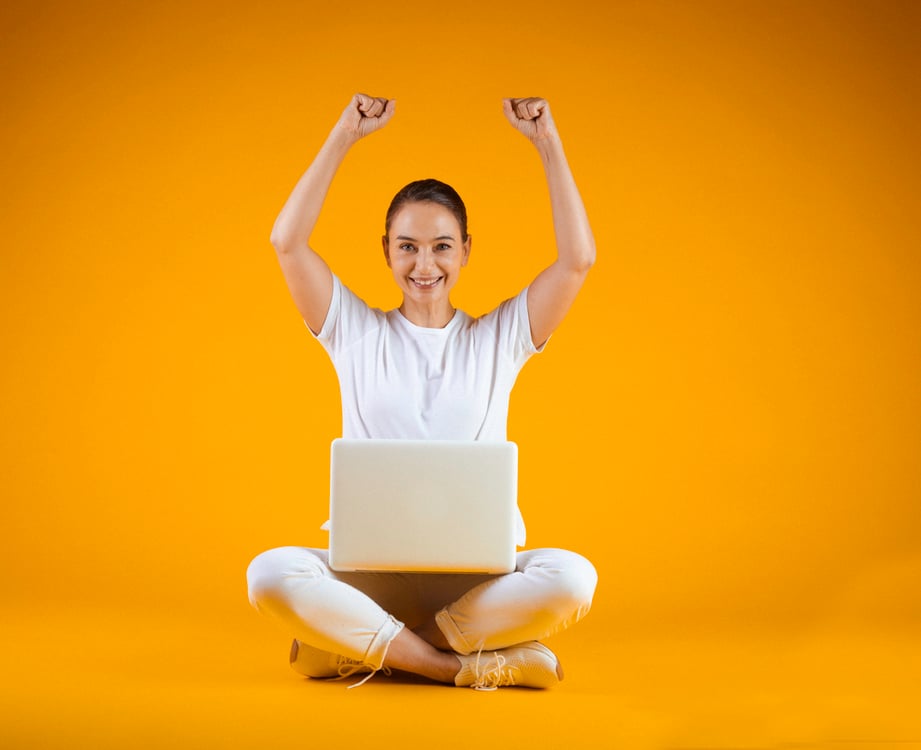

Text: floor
xmin=3 ymin=605 xmax=920 ymax=750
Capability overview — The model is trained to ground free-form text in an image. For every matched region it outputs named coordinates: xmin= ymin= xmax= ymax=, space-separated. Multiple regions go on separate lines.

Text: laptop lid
xmin=328 ymin=438 xmax=517 ymax=574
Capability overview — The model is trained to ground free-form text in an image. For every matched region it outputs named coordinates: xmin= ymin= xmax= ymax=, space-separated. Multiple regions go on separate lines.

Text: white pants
xmin=247 ymin=546 xmax=597 ymax=670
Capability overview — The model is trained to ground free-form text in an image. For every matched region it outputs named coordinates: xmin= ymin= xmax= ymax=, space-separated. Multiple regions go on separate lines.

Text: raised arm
xmin=270 ymin=93 xmax=395 ymax=333
xmin=502 ymin=98 xmax=595 ymax=348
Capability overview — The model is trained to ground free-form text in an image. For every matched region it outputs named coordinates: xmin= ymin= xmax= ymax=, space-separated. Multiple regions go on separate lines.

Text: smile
xmin=410 ymin=276 xmax=443 ymax=288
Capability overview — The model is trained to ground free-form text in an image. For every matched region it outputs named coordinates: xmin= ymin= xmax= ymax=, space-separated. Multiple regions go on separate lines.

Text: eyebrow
xmin=395 ymin=235 xmax=455 ymax=241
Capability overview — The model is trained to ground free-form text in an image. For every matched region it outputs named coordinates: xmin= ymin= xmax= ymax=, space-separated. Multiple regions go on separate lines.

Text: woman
xmin=247 ymin=93 xmax=597 ymax=690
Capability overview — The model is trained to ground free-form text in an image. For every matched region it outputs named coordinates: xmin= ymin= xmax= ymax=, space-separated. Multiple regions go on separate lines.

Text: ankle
xmin=444 ymin=653 xmax=463 ymax=684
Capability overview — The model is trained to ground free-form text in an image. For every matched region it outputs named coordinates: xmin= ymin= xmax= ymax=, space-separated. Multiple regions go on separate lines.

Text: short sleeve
xmin=520 ymin=285 xmax=549 ymax=355
xmin=480 ymin=286 xmax=548 ymax=370
xmin=311 ymin=275 xmax=384 ymax=358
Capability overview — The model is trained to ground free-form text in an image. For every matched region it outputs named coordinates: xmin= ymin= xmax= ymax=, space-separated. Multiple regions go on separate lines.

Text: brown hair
xmin=385 ymin=179 xmax=468 ymax=241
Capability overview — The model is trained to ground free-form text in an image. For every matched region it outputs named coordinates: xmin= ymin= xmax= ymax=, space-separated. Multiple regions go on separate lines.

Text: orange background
xmin=2 ymin=1 xmax=920 ymax=747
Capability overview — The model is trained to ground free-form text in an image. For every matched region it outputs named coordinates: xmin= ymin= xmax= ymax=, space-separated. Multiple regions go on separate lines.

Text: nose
xmin=414 ymin=247 xmax=436 ymax=273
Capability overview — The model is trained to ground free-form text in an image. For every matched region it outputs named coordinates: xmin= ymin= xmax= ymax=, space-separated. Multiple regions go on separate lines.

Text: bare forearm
xmin=270 ymin=128 xmax=356 ymax=252
xmin=267 ymin=94 xmax=392 ymax=332
xmin=536 ymin=136 xmax=596 ymax=272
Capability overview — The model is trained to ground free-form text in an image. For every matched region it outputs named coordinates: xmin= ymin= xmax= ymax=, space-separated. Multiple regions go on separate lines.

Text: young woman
xmin=247 ymin=93 xmax=598 ymax=690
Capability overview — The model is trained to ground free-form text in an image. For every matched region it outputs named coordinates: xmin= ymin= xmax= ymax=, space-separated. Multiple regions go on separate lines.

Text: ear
xmin=461 ymin=235 xmax=472 ymax=267
xmin=382 ymin=235 xmax=391 ymax=268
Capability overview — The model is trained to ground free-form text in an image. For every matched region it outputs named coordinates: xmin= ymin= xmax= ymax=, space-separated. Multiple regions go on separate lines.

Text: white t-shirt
xmin=313 ymin=275 xmax=543 ymax=545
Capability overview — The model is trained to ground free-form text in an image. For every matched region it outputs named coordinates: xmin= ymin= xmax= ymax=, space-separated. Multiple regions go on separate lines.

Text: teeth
xmin=413 ymin=278 xmax=440 ymax=287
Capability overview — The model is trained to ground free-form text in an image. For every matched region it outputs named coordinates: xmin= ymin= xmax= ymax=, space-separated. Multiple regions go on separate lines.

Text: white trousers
xmin=247 ymin=546 xmax=598 ymax=670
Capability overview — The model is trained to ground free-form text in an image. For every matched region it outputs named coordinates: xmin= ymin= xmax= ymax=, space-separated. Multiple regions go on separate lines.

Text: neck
xmin=399 ymin=298 xmax=456 ymax=328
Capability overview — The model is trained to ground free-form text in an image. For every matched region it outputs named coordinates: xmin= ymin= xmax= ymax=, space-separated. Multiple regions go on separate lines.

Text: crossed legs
xmin=246 ymin=546 xmax=597 ymax=685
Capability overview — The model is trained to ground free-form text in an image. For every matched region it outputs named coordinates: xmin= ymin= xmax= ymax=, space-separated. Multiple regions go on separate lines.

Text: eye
xmin=436 ymin=243 xmax=452 ymax=251
xmin=399 ymin=243 xmax=416 ymax=252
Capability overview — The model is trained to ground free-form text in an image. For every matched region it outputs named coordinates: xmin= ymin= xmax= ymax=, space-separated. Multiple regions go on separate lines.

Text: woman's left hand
xmin=502 ymin=97 xmax=559 ymax=145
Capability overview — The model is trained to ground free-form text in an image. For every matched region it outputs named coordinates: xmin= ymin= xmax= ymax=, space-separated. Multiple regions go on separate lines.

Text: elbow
xmin=270 ymin=228 xmax=294 ymax=254
xmin=583 ymin=244 xmax=597 ymax=272
xmin=573 ymin=239 xmax=596 ymax=274
xmin=270 ymin=215 xmax=306 ymax=253
xmin=558 ymin=241 xmax=595 ymax=276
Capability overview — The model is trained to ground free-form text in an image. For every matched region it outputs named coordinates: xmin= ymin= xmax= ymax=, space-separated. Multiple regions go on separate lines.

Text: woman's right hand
xmin=333 ymin=93 xmax=395 ymax=142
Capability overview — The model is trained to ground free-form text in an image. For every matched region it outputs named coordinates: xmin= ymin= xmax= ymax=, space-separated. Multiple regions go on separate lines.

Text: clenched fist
xmin=502 ymin=97 xmax=559 ymax=145
xmin=334 ymin=93 xmax=395 ymax=142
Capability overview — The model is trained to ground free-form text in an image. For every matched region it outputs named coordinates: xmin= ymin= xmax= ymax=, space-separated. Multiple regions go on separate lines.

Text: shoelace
xmin=337 ymin=661 xmax=392 ymax=689
xmin=470 ymin=649 xmax=514 ymax=692
xmin=340 ymin=639 xmax=394 ymax=689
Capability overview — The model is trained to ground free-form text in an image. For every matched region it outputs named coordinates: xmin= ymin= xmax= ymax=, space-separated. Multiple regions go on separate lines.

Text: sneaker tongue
xmin=455 ymin=651 xmax=514 ymax=690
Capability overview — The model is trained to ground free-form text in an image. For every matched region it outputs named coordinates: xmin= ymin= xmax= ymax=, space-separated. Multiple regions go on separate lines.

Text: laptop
xmin=328 ymin=438 xmax=518 ymax=574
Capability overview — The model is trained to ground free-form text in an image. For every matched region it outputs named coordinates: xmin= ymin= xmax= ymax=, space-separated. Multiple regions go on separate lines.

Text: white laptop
xmin=328 ymin=438 xmax=518 ymax=574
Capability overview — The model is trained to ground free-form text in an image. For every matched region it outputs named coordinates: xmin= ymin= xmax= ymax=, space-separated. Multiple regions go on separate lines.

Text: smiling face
xmin=382 ymin=200 xmax=471 ymax=322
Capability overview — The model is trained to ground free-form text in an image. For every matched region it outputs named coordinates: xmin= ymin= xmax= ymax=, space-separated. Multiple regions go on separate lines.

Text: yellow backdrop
xmin=2 ymin=0 xmax=919 ymax=747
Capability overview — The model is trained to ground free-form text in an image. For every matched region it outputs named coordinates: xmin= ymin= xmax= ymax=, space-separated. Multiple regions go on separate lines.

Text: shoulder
xmin=474 ymin=287 xmax=529 ymax=331
xmin=471 ymin=287 xmax=543 ymax=356
xmin=315 ymin=275 xmax=387 ymax=348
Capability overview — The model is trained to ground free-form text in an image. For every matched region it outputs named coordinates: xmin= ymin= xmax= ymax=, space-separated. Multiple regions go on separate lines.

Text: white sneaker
xmin=289 ymin=639 xmax=373 ymax=680
xmin=454 ymin=642 xmax=564 ymax=690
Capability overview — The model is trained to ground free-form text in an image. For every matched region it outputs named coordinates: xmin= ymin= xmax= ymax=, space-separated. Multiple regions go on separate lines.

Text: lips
xmin=410 ymin=276 xmax=443 ymax=289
